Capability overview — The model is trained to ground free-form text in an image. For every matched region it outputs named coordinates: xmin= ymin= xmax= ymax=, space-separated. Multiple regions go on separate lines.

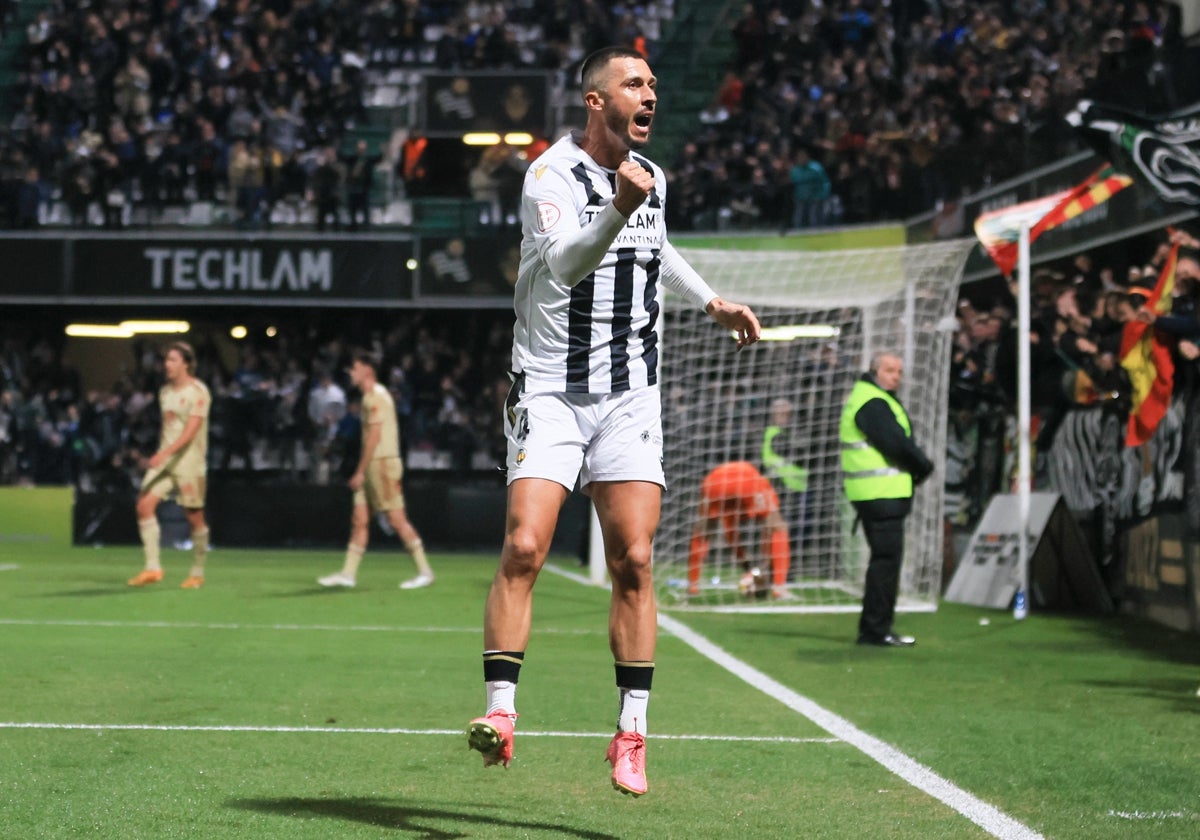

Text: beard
xmin=606 ymin=109 xmax=649 ymax=149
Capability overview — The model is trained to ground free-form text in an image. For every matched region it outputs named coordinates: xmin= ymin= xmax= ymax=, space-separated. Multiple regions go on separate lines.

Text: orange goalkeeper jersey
xmin=699 ymin=461 xmax=779 ymax=521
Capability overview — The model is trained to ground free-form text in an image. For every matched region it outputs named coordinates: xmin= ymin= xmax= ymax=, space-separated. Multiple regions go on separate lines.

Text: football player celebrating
xmin=466 ymin=46 xmax=761 ymax=797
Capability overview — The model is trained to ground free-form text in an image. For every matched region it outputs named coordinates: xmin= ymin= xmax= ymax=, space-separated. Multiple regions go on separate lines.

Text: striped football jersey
xmin=513 ymin=130 xmax=667 ymax=394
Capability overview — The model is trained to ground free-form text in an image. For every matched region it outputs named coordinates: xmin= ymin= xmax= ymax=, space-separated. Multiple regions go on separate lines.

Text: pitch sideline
xmin=657 ymin=612 xmax=1044 ymax=840
xmin=538 ymin=563 xmax=1042 ymax=840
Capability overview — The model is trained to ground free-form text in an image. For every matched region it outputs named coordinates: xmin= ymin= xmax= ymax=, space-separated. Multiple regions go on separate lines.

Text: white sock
xmin=138 ymin=517 xmax=161 ymax=572
xmin=618 ymin=689 xmax=649 ymax=735
xmin=189 ymin=528 xmax=209 ymax=578
xmin=485 ymin=680 xmax=517 ymax=716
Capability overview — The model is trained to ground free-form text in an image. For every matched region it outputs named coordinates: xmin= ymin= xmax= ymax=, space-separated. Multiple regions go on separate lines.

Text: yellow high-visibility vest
xmin=762 ymin=426 xmax=809 ymax=491
xmin=839 ymin=380 xmax=913 ymax=501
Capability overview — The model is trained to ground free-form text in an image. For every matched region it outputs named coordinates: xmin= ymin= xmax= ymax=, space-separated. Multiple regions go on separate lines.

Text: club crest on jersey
xmin=536 ymin=201 xmax=561 ymax=232
xmin=534 ymin=164 xmax=549 ymax=180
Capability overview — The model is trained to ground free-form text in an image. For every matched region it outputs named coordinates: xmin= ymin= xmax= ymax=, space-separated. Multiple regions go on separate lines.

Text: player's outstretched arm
xmin=705 ymin=297 xmax=762 ymax=350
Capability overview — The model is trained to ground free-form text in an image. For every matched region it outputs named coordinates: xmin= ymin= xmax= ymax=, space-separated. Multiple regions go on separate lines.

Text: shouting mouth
xmin=631 ymin=112 xmax=654 ymax=140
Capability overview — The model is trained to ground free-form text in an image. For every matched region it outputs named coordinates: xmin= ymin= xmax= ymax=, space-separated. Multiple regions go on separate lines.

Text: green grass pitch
xmin=1 ymin=488 xmax=1197 ymax=838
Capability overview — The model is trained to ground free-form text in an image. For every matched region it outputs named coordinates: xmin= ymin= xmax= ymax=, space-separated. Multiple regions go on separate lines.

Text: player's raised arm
xmin=525 ymin=167 xmax=639 ymax=288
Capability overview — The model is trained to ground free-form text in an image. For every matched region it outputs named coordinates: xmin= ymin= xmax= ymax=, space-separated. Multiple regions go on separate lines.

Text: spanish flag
xmin=1119 ymin=241 xmax=1178 ymax=447
xmin=974 ymin=165 xmax=1133 ymax=277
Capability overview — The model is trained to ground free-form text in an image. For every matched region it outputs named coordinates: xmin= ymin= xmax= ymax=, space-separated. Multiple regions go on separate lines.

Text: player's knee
xmin=135 ymin=496 xmax=157 ymax=519
xmin=609 ymin=541 xmax=653 ymax=585
xmin=501 ymin=527 xmax=546 ymax=576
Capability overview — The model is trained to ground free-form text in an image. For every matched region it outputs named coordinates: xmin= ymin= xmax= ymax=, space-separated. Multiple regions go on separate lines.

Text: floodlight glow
xmin=733 ymin=324 xmax=841 ymax=343
xmin=66 ymin=324 xmax=135 ymax=338
xmin=406 ymin=258 xmax=418 ymax=270
xmin=265 ymin=326 xmax=278 ymax=337
xmin=120 ymin=320 xmax=190 ymax=334
xmin=462 ymin=132 xmax=502 ymax=146
xmin=503 ymin=132 xmax=534 ymax=146
xmin=230 ymin=325 xmax=248 ymax=339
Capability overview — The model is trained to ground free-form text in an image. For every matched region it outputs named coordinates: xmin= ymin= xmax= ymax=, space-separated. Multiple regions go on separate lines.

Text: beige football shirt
xmin=158 ymin=378 xmax=211 ymax=473
xmin=361 ymin=382 xmax=399 ymax=460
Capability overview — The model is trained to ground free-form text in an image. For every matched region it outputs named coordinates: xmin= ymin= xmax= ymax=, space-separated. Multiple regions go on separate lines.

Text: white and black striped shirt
xmin=512 ymin=131 xmax=675 ymax=394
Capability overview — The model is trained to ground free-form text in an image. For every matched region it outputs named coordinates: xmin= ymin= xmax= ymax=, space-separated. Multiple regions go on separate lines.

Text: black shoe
xmin=856 ymin=633 xmax=916 ymax=647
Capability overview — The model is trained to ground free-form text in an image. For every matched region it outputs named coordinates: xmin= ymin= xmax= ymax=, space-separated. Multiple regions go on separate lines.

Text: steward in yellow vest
xmin=838 ymin=353 xmax=934 ymax=647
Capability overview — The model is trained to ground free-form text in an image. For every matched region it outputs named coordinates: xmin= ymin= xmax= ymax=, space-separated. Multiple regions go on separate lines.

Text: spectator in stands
xmin=309 ymin=145 xmax=344 ymax=232
xmin=227 ymin=139 xmax=267 ymax=229
xmin=267 ymin=148 xmax=309 ymax=223
xmin=14 ymin=166 xmax=41 ymax=229
xmin=343 ymin=140 xmax=382 ymax=231
xmin=191 ymin=120 xmax=226 ymax=203
xmin=789 ymin=147 xmax=831 ymax=229
xmin=307 ymin=365 xmax=346 ymax=483
xmin=330 ymin=396 xmax=362 ymax=479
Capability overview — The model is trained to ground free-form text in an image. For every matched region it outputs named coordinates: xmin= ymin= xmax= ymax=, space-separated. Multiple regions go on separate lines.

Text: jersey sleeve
xmin=188 ymin=384 xmax=210 ymax=419
xmin=362 ymin=390 xmax=383 ymax=426
xmin=523 ymin=164 xmax=630 ymax=287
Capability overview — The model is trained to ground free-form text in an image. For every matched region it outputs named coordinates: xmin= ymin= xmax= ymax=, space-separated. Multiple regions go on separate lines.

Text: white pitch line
xmin=0 ymin=564 xmax=19 ymax=572
xmin=543 ymin=561 xmax=602 ymax=587
xmin=0 ymin=721 xmax=835 ymax=744
xmin=658 ymin=613 xmax=1044 ymax=840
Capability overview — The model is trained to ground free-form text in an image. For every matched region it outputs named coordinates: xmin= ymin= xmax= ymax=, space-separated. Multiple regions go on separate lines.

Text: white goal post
xmin=648 ymin=238 xmax=976 ymax=613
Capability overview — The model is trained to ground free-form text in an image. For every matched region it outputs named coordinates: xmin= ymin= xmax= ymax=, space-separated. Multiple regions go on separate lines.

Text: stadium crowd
xmin=0 ymin=308 xmax=513 ymax=490
xmin=945 ymin=230 xmax=1200 ymax=522
xmin=0 ymin=0 xmax=675 ymax=228
xmin=0 ymin=0 xmax=1184 ymax=230
xmin=667 ymin=0 xmax=1182 ymax=231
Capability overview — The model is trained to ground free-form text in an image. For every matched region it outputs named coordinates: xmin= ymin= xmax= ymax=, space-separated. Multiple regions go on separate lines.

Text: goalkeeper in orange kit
xmin=688 ymin=461 xmax=793 ymax=599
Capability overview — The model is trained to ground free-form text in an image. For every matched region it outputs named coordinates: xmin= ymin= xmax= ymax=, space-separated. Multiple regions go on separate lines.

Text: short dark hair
xmin=351 ymin=348 xmax=381 ymax=374
xmin=580 ymin=46 xmax=646 ymax=93
xmin=167 ymin=340 xmax=195 ymax=374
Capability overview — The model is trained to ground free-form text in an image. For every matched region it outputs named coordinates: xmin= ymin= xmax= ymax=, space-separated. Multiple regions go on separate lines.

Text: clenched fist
xmin=612 ymin=159 xmax=655 ymax=217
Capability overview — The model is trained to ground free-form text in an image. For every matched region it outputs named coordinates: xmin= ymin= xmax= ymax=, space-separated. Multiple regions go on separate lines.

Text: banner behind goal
xmin=655 ymin=239 xmax=975 ymax=612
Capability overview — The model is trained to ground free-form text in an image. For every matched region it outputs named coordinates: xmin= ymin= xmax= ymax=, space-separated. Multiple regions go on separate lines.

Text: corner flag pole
xmin=1014 ymin=222 xmax=1032 ymax=620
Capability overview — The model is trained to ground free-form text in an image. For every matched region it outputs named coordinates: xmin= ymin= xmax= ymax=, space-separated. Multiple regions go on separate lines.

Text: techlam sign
xmin=65 ymin=236 xmax=415 ymax=303
xmin=144 ymin=247 xmax=332 ymax=292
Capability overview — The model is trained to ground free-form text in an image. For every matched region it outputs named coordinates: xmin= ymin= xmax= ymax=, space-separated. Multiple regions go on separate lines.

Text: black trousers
xmin=857 ymin=513 xmax=907 ymax=639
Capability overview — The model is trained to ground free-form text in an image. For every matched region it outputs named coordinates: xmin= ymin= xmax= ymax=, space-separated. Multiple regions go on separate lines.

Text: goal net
xmin=655 ymin=238 xmax=975 ymax=612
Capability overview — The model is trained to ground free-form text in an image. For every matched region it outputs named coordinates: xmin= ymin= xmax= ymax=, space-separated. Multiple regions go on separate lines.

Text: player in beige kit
xmin=318 ymin=349 xmax=434 ymax=589
xmin=128 ymin=341 xmax=212 ymax=589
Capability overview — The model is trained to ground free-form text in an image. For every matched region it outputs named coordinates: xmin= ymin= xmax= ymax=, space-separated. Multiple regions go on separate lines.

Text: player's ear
xmin=583 ymin=90 xmax=604 ymax=111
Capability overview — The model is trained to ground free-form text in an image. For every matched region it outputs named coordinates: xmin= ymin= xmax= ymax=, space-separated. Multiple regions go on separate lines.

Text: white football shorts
xmin=505 ymin=385 xmax=665 ymax=491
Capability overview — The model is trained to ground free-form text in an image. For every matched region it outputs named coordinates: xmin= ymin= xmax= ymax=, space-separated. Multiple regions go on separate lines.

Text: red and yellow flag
xmin=1119 ymin=241 xmax=1178 ymax=446
xmin=974 ymin=165 xmax=1133 ymax=277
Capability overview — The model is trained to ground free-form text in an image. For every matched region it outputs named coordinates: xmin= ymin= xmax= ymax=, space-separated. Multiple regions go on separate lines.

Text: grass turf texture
xmin=1 ymin=488 xmax=1198 ymax=839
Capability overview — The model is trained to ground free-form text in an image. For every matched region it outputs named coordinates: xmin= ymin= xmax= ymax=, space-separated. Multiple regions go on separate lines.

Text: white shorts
xmin=505 ymin=384 xmax=665 ymax=492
